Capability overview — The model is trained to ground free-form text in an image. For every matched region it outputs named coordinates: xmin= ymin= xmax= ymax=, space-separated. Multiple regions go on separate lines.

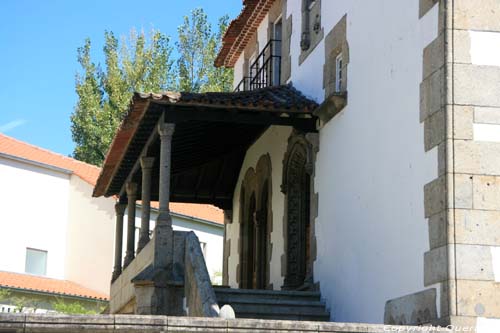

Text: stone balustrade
xmin=0 ymin=313 xmax=450 ymax=332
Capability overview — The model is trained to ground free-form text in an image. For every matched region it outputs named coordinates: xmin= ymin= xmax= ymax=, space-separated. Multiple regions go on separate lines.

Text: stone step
xmin=228 ymin=302 xmax=330 ymax=317
xmin=237 ymin=312 xmax=331 ymax=321
xmin=214 ymin=287 xmax=321 ymax=302
xmin=217 ymin=297 xmax=326 ymax=307
xmin=213 ymin=287 xmax=330 ymax=322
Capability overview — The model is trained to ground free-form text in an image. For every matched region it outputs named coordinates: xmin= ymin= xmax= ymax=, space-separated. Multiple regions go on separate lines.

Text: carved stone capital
xmin=140 ymin=156 xmax=155 ymax=170
xmin=115 ymin=203 xmax=127 ymax=216
xmin=158 ymin=123 xmax=175 ymax=138
xmin=126 ymin=182 xmax=138 ymax=197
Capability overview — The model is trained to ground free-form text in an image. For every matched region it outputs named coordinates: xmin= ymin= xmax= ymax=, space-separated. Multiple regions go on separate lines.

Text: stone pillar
xmin=137 ymin=157 xmax=155 ymax=253
xmin=112 ymin=201 xmax=127 ymax=281
xmin=154 ymin=122 xmax=175 ymax=271
xmin=149 ymin=122 xmax=177 ymax=316
xmin=123 ymin=182 xmax=137 ymax=268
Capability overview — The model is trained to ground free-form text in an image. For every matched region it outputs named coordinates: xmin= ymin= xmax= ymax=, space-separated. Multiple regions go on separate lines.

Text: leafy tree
xmin=71 ymin=9 xmax=233 ymax=165
xmin=71 ymin=30 xmax=175 ymax=165
xmin=177 ymin=10 xmax=233 ymax=93
xmin=201 ymin=15 xmax=233 ymax=93
xmin=0 ymin=288 xmax=11 ymax=301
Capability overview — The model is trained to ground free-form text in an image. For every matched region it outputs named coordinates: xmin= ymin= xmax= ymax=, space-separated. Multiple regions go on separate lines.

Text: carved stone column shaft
xmin=154 ymin=122 xmax=175 ymax=271
xmin=137 ymin=157 xmax=155 ymax=253
xmin=123 ymin=182 xmax=137 ymax=268
xmin=112 ymin=202 xmax=127 ymax=281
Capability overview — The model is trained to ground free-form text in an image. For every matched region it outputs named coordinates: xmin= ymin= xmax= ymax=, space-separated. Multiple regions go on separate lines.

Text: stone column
xmin=137 ymin=157 xmax=155 ymax=253
xmin=154 ymin=122 xmax=175 ymax=272
xmin=149 ymin=122 xmax=177 ymax=316
xmin=112 ymin=201 xmax=127 ymax=281
xmin=123 ymin=182 xmax=137 ymax=268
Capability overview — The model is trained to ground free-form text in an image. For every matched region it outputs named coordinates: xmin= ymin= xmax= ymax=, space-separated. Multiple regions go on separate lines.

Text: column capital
xmin=115 ymin=202 xmax=127 ymax=216
xmin=140 ymin=156 xmax=155 ymax=170
xmin=126 ymin=182 xmax=138 ymax=197
xmin=158 ymin=123 xmax=175 ymax=138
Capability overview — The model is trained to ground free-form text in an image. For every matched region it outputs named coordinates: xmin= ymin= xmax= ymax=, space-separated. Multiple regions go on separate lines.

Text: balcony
xmin=234 ymin=39 xmax=281 ymax=92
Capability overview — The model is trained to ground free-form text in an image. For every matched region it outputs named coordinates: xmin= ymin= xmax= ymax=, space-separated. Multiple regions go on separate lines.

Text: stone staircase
xmin=214 ymin=287 xmax=330 ymax=321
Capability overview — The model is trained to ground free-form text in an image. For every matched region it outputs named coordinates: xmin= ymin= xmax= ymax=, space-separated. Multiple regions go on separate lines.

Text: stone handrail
xmin=0 ymin=313 xmax=451 ymax=332
xmin=184 ymin=231 xmax=220 ymax=317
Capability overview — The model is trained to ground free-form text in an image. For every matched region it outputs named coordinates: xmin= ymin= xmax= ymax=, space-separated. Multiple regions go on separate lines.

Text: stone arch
xmin=238 ymin=154 xmax=273 ymax=289
xmin=281 ymin=132 xmax=316 ymax=290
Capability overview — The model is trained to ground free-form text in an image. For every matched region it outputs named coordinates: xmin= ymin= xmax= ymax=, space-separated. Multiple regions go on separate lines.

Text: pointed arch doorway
xmin=239 ymin=155 xmax=273 ymax=290
xmin=282 ymin=132 xmax=315 ymax=291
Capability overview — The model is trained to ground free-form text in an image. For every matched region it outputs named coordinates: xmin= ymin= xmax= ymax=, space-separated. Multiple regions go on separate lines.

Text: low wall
xmin=0 ymin=313 xmax=451 ymax=332
xmin=110 ymin=238 xmax=154 ymax=313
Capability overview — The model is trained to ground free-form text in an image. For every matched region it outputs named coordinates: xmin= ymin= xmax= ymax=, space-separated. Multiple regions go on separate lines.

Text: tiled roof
xmin=0 ymin=271 xmax=108 ymax=301
xmin=0 ymin=133 xmax=224 ymax=224
xmin=0 ymin=133 xmax=101 ymax=186
xmin=215 ymin=0 xmax=276 ymax=67
xmin=134 ymin=84 xmax=318 ymax=113
xmin=162 ymin=202 xmax=224 ymax=225
xmin=93 ymin=85 xmax=318 ymax=201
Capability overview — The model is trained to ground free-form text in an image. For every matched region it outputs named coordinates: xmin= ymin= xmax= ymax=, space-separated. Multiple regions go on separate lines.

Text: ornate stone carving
xmin=282 ymin=132 xmax=315 ymax=290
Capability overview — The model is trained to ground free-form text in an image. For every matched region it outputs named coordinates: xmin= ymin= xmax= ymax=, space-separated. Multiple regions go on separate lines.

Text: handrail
xmin=184 ymin=232 xmax=220 ymax=317
xmin=234 ymin=39 xmax=281 ymax=92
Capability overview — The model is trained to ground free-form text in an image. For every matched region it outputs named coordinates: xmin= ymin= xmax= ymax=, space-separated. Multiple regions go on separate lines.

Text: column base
xmin=123 ymin=253 xmax=135 ymax=268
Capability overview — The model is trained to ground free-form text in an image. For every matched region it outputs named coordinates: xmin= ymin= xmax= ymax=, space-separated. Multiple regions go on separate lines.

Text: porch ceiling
xmin=93 ymin=85 xmax=318 ymax=209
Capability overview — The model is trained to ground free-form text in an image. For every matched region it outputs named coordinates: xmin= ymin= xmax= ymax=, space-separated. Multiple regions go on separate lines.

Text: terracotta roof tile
xmin=0 ymin=133 xmax=101 ymax=186
xmin=0 ymin=271 xmax=108 ymax=301
xmin=0 ymin=133 xmax=224 ymax=224
xmin=215 ymin=0 xmax=276 ymax=67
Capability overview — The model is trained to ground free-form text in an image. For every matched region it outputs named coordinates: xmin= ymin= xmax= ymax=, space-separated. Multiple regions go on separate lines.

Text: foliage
xmin=200 ymin=15 xmax=233 ymax=93
xmin=71 ymin=29 xmax=175 ymax=165
xmin=0 ymin=288 xmax=11 ymax=301
xmin=52 ymin=298 xmax=106 ymax=315
xmin=176 ymin=9 xmax=233 ymax=92
xmin=71 ymin=8 xmax=233 ymax=166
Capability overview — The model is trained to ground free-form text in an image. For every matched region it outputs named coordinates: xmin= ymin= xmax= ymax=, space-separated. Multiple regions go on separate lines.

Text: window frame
xmin=25 ymin=248 xmax=48 ymax=276
xmin=335 ymin=53 xmax=343 ymax=92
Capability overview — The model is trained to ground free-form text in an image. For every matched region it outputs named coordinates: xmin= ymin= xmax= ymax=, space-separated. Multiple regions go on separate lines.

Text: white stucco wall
xmin=65 ymin=176 xmax=115 ymax=295
xmin=0 ymin=156 xmax=70 ymax=280
xmin=122 ymin=207 xmax=224 ymax=283
xmin=228 ymin=0 xmax=441 ymax=324
xmin=226 ymin=126 xmax=292 ymax=288
xmin=305 ymin=1 xmax=439 ymax=323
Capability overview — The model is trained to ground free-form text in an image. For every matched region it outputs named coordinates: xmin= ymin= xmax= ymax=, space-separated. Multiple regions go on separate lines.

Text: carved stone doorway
xmin=239 ymin=155 xmax=272 ymax=290
xmin=282 ymin=133 xmax=315 ymax=291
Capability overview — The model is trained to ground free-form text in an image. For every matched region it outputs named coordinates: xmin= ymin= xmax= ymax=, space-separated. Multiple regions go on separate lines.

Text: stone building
xmin=93 ymin=0 xmax=500 ymax=331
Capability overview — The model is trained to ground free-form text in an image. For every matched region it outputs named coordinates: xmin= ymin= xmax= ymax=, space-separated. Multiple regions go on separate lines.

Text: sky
xmin=0 ymin=0 xmax=241 ymax=156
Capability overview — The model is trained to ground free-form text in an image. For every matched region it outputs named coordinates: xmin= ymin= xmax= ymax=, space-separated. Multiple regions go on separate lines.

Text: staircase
xmin=214 ymin=287 xmax=330 ymax=321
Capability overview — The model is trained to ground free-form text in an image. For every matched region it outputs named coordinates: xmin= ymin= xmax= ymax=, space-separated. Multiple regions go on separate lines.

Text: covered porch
xmin=93 ymin=84 xmax=320 ymax=317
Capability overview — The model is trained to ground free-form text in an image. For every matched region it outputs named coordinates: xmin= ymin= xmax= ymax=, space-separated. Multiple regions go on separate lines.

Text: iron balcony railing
xmin=234 ymin=39 xmax=282 ymax=92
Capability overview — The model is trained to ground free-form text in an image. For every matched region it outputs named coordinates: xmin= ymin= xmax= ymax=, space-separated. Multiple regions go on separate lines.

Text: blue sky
xmin=0 ymin=0 xmax=241 ymax=156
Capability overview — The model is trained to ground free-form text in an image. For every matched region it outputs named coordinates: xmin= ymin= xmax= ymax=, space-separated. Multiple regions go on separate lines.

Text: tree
xmin=201 ymin=15 xmax=233 ymax=93
xmin=177 ymin=9 xmax=233 ymax=93
xmin=71 ymin=30 xmax=175 ymax=165
xmin=71 ymin=9 xmax=233 ymax=165
xmin=52 ymin=298 xmax=106 ymax=315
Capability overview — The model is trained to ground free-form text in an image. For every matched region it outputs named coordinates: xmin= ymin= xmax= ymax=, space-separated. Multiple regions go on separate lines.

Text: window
xmin=335 ymin=53 xmax=343 ymax=92
xmin=200 ymin=242 xmax=207 ymax=258
xmin=25 ymin=248 xmax=47 ymax=276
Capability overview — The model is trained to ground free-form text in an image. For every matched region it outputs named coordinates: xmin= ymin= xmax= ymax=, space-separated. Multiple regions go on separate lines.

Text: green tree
xmin=71 ymin=29 xmax=174 ymax=165
xmin=201 ymin=15 xmax=233 ymax=92
xmin=176 ymin=9 xmax=233 ymax=92
xmin=71 ymin=9 xmax=232 ymax=165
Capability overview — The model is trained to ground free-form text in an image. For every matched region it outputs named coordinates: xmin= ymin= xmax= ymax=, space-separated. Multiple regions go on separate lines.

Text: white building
xmin=93 ymin=0 xmax=500 ymax=331
xmin=0 ymin=133 xmax=223 ymax=312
